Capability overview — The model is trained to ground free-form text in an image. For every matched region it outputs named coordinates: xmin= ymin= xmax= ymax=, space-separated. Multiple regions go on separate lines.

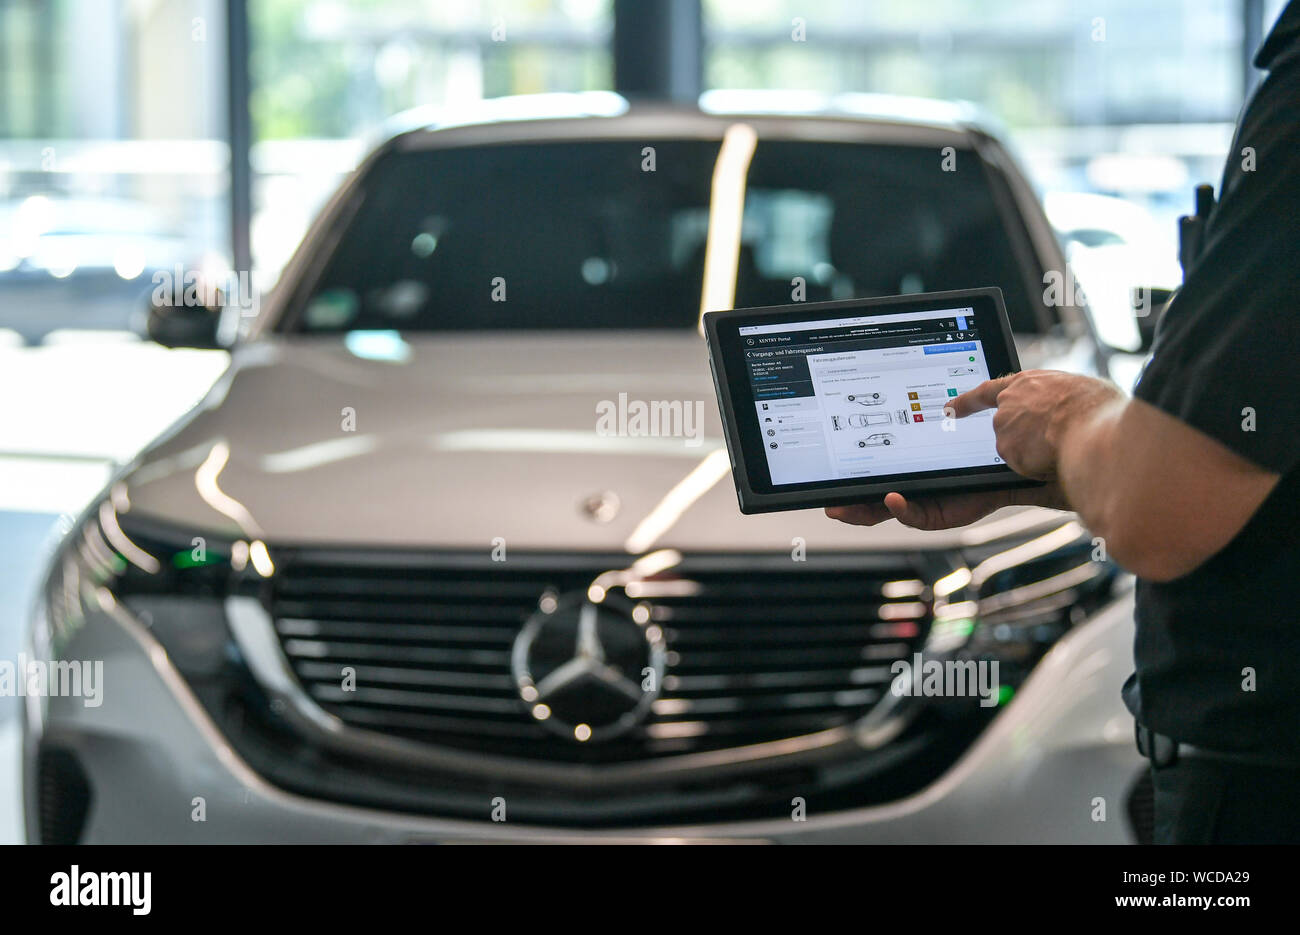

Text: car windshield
xmin=285 ymin=137 xmax=1041 ymax=334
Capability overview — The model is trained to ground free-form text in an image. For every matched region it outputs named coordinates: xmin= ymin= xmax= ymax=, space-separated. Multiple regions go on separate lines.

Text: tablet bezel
xmin=704 ymin=287 xmax=1041 ymax=514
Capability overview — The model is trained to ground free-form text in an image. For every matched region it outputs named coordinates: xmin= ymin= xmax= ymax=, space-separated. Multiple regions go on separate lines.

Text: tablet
xmin=704 ymin=287 xmax=1041 ymax=514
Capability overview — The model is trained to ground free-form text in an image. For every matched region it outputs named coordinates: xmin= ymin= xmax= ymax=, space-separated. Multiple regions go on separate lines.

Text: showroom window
xmin=0 ymin=0 xmax=229 ymax=344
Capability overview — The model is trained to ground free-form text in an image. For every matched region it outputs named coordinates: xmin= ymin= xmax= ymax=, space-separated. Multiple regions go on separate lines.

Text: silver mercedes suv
xmin=25 ymin=92 xmax=1146 ymax=843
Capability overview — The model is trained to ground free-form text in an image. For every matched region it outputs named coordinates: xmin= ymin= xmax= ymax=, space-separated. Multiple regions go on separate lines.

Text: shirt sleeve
xmin=1133 ymin=52 xmax=1300 ymax=475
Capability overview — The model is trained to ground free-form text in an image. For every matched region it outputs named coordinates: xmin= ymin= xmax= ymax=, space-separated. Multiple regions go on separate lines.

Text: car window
xmin=286 ymin=138 xmax=1041 ymax=334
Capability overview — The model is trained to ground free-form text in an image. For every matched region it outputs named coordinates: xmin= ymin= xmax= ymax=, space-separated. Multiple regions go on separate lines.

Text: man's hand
xmin=946 ymin=370 xmax=1124 ymax=480
xmin=826 ymin=483 xmax=1068 ymax=531
xmin=825 ymin=370 xmax=1109 ymax=533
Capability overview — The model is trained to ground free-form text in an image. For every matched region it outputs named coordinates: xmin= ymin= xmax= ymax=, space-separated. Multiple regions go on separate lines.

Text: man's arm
xmin=959 ymin=371 xmax=1280 ymax=582
xmin=828 ymin=371 xmax=1280 ymax=582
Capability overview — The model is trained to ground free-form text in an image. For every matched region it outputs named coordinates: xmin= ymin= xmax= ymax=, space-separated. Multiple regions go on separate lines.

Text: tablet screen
xmin=738 ymin=304 xmax=1003 ymax=486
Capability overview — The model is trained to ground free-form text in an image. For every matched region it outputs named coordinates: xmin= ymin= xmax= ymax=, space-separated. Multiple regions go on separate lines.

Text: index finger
xmin=947 ymin=374 xmax=1016 ymax=418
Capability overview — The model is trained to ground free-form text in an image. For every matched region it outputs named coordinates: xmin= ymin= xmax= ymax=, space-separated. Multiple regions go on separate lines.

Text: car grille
xmin=265 ymin=550 xmax=932 ymax=766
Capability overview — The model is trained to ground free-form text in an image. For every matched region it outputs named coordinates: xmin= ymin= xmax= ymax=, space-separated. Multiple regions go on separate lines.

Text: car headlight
xmin=43 ymin=484 xmax=270 ymax=683
xmin=914 ymin=520 xmax=1124 ymax=709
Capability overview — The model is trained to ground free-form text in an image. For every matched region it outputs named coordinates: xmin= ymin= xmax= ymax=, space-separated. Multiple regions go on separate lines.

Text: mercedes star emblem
xmin=512 ymin=591 xmax=665 ymax=742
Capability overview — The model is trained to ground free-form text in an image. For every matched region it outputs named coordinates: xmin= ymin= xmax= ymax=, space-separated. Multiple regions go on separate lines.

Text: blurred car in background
xmin=1044 ymin=190 xmax=1181 ymax=356
xmin=0 ymin=195 xmax=196 ymax=345
xmin=26 ymin=94 xmax=1149 ymax=844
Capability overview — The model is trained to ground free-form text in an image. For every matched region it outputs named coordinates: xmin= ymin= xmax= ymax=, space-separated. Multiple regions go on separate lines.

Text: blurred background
xmin=0 ymin=0 xmax=1290 ymax=840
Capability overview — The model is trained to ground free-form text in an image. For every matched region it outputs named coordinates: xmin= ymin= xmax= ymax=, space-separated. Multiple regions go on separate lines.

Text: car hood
xmin=121 ymin=333 xmax=1072 ymax=553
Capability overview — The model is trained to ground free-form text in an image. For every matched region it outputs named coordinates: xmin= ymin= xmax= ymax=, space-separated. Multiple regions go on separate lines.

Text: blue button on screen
xmin=924 ymin=342 xmax=977 ymax=354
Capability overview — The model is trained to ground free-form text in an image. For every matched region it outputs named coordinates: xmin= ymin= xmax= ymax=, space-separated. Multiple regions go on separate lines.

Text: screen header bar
xmin=738 ymin=306 xmax=974 ymax=336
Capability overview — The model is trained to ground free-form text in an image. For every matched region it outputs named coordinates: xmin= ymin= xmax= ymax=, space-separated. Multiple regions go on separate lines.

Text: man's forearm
xmin=1050 ymin=393 xmax=1133 ymax=556
xmin=945 ymin=370 xmax=1278 ymax=581
xmin=1049 ymin=390 xmax=1276 ymax=581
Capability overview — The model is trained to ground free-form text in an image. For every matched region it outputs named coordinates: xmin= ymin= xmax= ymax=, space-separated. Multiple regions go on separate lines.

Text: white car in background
xmin=1044 ymin=190 xmax=1181 ymax=356
xmin=26 ymin=93 xmax=1148 ymax=844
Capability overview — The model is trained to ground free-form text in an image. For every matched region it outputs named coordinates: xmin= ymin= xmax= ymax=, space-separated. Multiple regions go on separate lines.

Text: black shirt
xmin=1123 ymin=0 xmax=1300 ymax=754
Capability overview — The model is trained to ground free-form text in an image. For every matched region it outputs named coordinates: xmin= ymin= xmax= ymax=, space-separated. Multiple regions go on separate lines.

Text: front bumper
xmin=25 ymin=589 xmax=1142 ymax=844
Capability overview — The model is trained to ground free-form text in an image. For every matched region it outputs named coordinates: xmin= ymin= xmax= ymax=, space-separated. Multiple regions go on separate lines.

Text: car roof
xmin=385 ymin=90 xmax=993 ymax=153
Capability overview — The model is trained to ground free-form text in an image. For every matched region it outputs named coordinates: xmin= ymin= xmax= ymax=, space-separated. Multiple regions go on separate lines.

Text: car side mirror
xmin=145 ymin=278 xmax=224 ymax=349
xmin=1130 ymin=286 xmax=1173 ymax=354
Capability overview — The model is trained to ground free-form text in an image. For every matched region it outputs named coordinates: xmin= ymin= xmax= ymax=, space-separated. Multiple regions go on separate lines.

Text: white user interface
xmin=740 ymin=307 xmax=1003 ymax=486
